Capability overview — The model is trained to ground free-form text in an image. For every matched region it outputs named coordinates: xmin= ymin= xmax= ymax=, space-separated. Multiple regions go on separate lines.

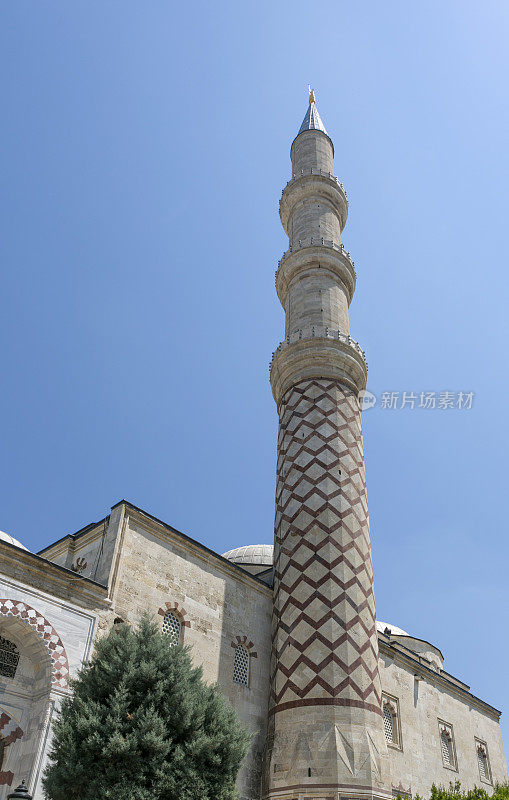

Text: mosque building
xmin=0 ymin=93 xmax=507 ymax=800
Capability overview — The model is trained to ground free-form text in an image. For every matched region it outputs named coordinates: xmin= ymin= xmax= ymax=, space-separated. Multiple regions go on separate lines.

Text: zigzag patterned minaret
xmin=264 ymin=90 xmax=390 ymax=800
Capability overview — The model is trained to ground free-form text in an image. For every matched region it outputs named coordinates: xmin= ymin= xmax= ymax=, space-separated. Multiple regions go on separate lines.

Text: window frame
xmin=475 ymin=738 xmax=492 ymax=785
xmin=438 ymin=720 xmax=458 ymax=772
xmin=382 ymin=693 xmax=402 ymax=750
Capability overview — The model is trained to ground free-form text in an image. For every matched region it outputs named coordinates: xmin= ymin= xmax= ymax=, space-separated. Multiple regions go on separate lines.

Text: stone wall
xmin=104 ymin=507 xmax=272 ymax=800
xmin=379 ymin=643 xmax=508 ymax=796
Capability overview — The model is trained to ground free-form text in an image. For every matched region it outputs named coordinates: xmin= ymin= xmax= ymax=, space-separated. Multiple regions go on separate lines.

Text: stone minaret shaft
xmin=265 ymin=94 xmax=389 ymax=800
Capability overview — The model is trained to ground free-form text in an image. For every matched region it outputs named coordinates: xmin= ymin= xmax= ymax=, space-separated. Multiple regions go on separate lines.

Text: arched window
xmin=0 ymin=635 xmax=19 ymax=678
xmin=383 ymin=703 xmax=395 ymax=743
xmin=162 ymin=610 xmax=181 ymax=646
xmin=233 ymin=644 xmax=249 ymax=686
xmin=477 ymin=742 xmax=491 ymax=783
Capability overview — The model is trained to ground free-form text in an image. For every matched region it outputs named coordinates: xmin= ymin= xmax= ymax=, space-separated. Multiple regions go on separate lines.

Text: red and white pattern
xmin=157 ymin=601 xmax=191 ymax=629
xmin=0 ymin=710 xmax=23 ymax=747
xmin=0 ymin=600 xmax=70 ymax=690
xmin=230 ymin=635 xmax=258 ymax=659
xmin=270 ymin=379 xmax=382 ymax=717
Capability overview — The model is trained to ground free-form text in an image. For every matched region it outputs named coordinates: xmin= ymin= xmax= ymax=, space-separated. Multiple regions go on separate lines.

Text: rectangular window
xmin=438 ymin=721 xmax=457 ymax=771
xmin=475 ymin=739 xmax=492 ymax=784
xmin=382 ymin=694 xmax=402 ymax=750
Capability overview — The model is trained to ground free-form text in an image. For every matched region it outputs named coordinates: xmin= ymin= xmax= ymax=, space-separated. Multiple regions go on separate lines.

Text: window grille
xmin=233 ymin=645 xmax=249 ymax=686
xmin=0 ymin=636 xmax=19 ymax=679
xmin=441 ymin=731 xmax=453 ymax=766
xmin=383 ymin=704 xmax=395 ymax=743
xmin=162 ymin=611 xmax=181 ymax=646
xmin=477 ymin=745 xmax=489 ymax=782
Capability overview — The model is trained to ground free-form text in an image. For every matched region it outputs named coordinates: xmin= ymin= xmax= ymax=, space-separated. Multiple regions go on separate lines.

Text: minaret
xmin=264 ymin=91 xmax=390 ymax=800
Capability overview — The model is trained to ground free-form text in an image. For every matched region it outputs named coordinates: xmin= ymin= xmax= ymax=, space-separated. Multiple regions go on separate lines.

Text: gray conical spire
xmin=297 ymin=87 xmax=328 ymax=136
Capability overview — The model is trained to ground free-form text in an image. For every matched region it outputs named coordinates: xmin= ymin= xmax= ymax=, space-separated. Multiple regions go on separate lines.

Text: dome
xmin=222 ymin=544 xmax=274 ymax=567
xmin=376 ymin=620 xmax=409 ymax=637
xmin=0 ymin=531 xmax=29 ymax=552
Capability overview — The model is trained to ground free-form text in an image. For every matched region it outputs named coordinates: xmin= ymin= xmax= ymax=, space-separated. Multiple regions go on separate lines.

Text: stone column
xmin=264 ymin=94 xmax=390 ymax=800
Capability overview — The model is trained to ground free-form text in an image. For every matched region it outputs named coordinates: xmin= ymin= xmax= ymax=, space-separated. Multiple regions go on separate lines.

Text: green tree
xmin=43 ymin=616 xmax=251 ymax=800
xmin=403 ymin=781 xmax=509 ymax=800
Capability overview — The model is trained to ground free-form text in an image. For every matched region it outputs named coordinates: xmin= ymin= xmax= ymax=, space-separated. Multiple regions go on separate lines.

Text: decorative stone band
xmin=279 ymin=173 xmax=348 ymax=235
xmin=277 ymin=240 xmax=354 ymax=272
xmin=267 ymin=783 xmax=393 ymax=800
xmin=282 ymin=167 xmax=347 ymax=199
xmin=275 ymin=243 xmax=356 ymax=307
xmin=270 ymin=329 xmax=367 ymax=404
xmin=231 ymin=635 xmax=258 ymax=659
xmin=0 ymin=600 xmax=70 ymax=690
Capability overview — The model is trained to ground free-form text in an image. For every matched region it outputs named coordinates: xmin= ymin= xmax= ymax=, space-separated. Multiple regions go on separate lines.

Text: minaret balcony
xmin=279 ymin=170 xmax=348 ymax=235
xmin=269 ymin=325 xmax=368 ymax=405
xmin=275 ymin=241 xmax=356 ymax=309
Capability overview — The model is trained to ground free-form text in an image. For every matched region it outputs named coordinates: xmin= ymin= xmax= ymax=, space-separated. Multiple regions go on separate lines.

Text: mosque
xmin=0 ymin=93 xmax=507 ymax=800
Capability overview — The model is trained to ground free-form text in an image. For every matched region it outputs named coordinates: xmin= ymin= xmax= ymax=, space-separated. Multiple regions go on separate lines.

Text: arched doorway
xmin=0 ymin=604 xmax=68 ymax=796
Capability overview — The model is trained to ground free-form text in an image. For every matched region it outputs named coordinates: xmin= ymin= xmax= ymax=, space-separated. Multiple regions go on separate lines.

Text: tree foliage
xmin=404 ymin=781 xmax=509 ymax=800
xmin=43 ymin=616 xmax=251 ymax=800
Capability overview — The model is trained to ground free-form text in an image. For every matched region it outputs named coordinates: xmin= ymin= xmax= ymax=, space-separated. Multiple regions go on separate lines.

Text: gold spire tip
xmin=308 ymin=85 xmax=316 ymax=104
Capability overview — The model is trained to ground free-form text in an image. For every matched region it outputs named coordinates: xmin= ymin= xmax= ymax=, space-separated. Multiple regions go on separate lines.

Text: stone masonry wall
xmin=103 ymin=510 xmax=272 ymax=800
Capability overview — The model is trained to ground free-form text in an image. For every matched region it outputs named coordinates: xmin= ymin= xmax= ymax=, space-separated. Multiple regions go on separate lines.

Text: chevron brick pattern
xmin=270 ymin=379 xmax=382 ymax=717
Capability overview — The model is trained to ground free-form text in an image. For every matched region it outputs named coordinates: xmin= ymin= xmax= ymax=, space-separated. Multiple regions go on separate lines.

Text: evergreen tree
xmin=43 ymin=616 xmax=251 ymax=800
xmin=403 ymin=781 xmax=509 ymax=800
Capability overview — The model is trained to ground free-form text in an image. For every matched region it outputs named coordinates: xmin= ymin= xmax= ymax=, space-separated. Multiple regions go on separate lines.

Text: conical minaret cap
xmin=297 ymin=87 xmax=328 ymax=136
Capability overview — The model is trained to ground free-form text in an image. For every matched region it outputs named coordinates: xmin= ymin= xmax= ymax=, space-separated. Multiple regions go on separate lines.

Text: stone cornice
xmin=0 ymin=540 xmax=109 ymax=607
xmin=38 ymin=517 xmax=108 ymax=557
xmin=279 ymin=172 xmax=348 ymax=234
xmin=275 ymin=243 xmax=356 ymax=308
xmin=270 ymin=331 xmax=367 ymax=405
xmin=378 ymin=634 xmax=502 ymax=721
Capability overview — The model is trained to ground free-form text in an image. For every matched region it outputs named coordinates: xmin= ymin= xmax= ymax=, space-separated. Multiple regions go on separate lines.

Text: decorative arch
xmin=157 ymin=601 xmax=191 ymax=629
xmin=230 ymin=635 xmax=257 ymax=658
xmin=0 ymin=600 xmax=70 ymax=690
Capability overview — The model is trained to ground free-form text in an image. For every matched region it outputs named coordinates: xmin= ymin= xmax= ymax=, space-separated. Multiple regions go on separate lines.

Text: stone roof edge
xmin=0 ymin=538 xmax=109 ymax=604
xmin=115 ymin=500 xmax=272 ymax=595
xmin=37 ymin=516 xmax=109 ymax=555
xmin=378 ymin=634 xmax=502 ymax=720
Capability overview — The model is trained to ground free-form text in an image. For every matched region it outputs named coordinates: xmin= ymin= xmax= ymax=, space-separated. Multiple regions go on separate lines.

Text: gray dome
xmin=376 ymin=620 xmax=409 ymax=637
xmin=0 ymin=530 xmax=29 ymax=552
xmin=222 ymin=544 xmax=274 ymax=566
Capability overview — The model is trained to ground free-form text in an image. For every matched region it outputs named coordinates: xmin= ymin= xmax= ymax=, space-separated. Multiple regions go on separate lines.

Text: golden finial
xmin=308 ymin=85 xmax=316 ymax=104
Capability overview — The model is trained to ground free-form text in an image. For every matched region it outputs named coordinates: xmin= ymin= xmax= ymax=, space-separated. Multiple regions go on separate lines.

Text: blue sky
xmin=1 ymin=2 xmax=508 ymax=741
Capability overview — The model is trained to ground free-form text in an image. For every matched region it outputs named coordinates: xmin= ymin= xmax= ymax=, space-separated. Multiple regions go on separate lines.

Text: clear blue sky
xmin=1 ymin=2 xmax=508 ymax=741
